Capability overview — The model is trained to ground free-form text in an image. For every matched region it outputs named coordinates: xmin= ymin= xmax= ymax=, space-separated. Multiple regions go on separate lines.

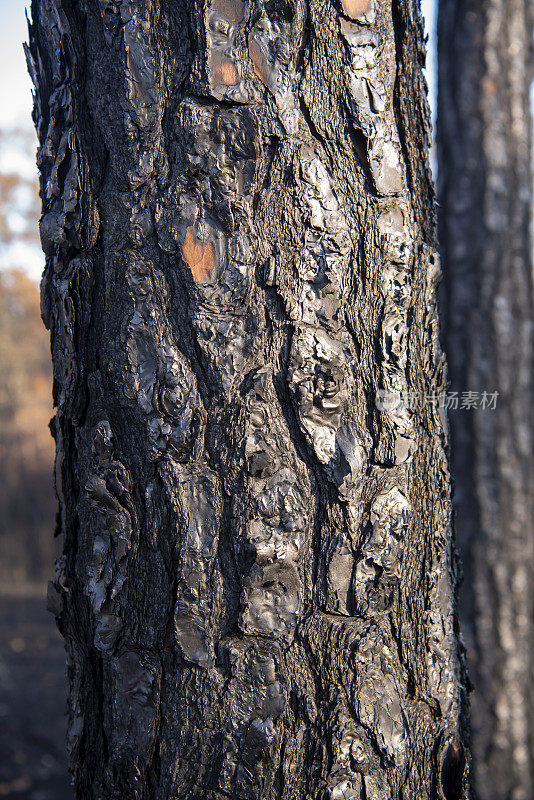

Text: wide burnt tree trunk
xmin=29 ymin=0 xmax=469 ymax=797
xmin=438 ymin=1 xmax=534 ymax=798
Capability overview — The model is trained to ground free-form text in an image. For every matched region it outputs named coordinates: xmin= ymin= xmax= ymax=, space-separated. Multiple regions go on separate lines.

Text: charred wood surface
xmin=30 ymin=0 xmax=469 ymax=796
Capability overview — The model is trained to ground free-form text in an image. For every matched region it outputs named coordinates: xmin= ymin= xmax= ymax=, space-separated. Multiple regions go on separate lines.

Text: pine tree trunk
xmin=29 ymin=0 xmax=469 ymax=797
xmin=438 ymin=1 xmax=534 ymax=798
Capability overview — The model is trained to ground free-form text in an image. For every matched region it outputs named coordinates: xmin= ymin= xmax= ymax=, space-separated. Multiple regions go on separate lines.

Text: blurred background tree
xmin=0 ymin=267 xmax=56 ymax=585
xmin=438 ymin=0 xmax=534 ymax=797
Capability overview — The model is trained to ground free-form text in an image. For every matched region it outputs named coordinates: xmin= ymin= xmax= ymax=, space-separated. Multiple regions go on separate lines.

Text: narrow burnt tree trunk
xmin=438 ymin=1 xmax=534 ymax=798
xmin=29 ymin=0 xmax=468 ymax=797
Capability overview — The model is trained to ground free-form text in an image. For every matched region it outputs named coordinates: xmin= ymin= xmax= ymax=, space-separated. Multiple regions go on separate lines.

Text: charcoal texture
xmin=29 ymin=0 xmax=469 ymax=796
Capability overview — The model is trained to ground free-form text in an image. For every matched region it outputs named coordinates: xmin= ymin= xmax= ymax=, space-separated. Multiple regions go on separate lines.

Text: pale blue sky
xmin=421 ymin=0 xmax=437 ymax=118
xmin=0 ymin=0 xmax=34 ymax=127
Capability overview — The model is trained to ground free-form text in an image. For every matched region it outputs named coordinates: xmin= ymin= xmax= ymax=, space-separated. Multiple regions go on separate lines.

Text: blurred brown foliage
xmin=0 ymin=171 xmax=40 ymax=245
xmin=0 ymin=269 xmax=56 ymax=586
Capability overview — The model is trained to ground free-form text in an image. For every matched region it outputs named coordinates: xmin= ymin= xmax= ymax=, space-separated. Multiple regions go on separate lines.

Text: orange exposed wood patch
xmin=482 ymin=77 xmax=498 ymax=96
xmin=182 ymin=227 xmax=215 ymax=283
xmin=249 ymin=36 xmax=267 ymax=86
xmin=215 ymin=59 xmax=239 ymax=85
xmin=341 ymin=0 xmax=370 ymax=18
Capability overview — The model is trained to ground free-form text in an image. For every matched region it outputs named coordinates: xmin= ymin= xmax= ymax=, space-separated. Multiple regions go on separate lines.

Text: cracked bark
xmin=438 ymin=1 xmax=534 ymax=799
xmin=29 ymin=0 xmax=469 ymax=797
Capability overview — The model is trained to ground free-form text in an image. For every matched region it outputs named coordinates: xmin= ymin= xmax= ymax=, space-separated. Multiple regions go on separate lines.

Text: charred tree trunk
xmin=29 ymin=0 xmax=469 ymax=797
xmin=438 ymin=1 xmax=534 ymax=798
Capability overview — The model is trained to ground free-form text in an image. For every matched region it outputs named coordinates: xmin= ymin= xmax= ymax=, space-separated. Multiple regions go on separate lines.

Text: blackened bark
xmin=29 ymin=0 xmax=469 ymax=796
xmin=438 ymin=1 xmax=534 ymax=798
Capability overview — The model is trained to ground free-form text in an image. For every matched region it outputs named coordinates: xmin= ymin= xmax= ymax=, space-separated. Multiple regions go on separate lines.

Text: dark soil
xmin=0 ymin=592 xmax=71 ymax=799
